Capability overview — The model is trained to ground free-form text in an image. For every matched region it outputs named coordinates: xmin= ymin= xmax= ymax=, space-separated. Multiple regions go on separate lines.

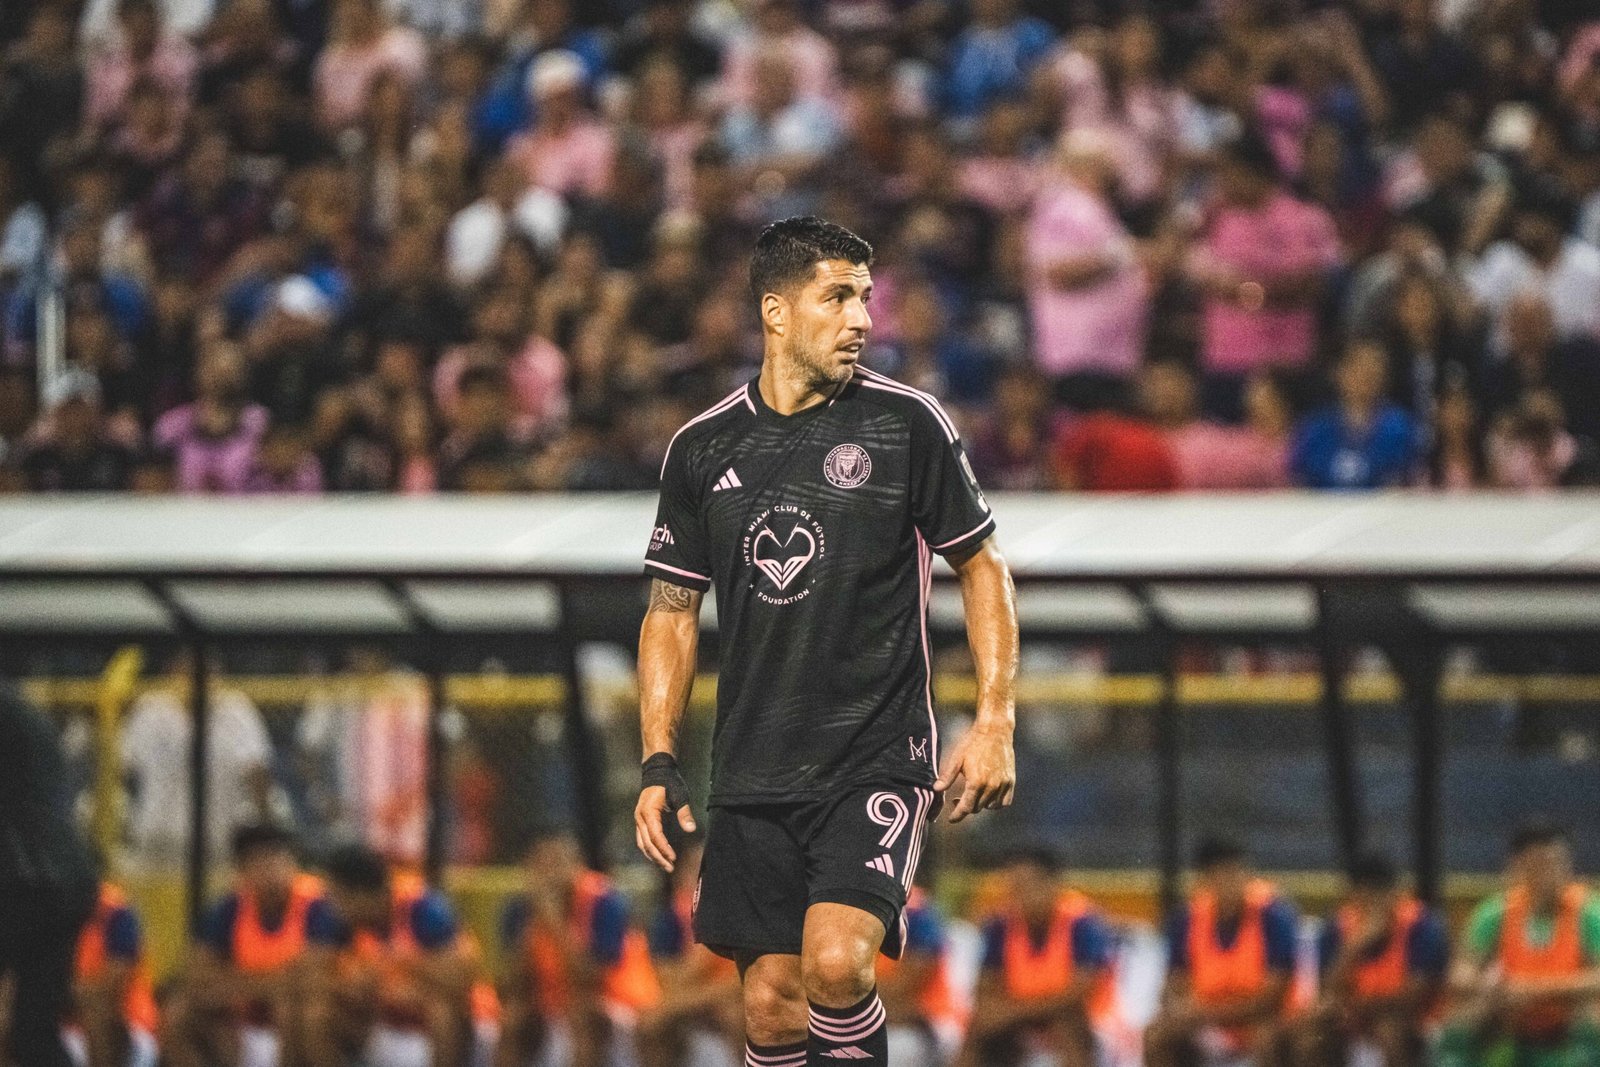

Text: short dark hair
xmin=748 ymin=216 xmax=873 ymax=304
xmin=1194 ymin=834 xmax=1247 ymax=872
xmin=231 ymin=823 xmax=297 ymax=863
xmin=1350 ymin=850 xmax=1399 ymax=891
xmin=1510 ymin=817 xmax=1567 ymax=856
xmin=1001 ymin=844 xmax=1062 ymax=875
xmin=324 ymin=844 xmax=390 ymax=892
xmin=1219 ymin=129 xmax=1279 ymax=181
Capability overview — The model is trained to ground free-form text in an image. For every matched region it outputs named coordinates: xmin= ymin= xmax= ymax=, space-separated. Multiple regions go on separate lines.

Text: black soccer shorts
xmin=692 ymin=781 xmax=938 ymax=963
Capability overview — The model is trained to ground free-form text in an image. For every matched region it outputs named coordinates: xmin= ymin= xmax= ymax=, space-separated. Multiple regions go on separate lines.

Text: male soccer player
xmin=633 ymin=216 xmax=1019 ymax=1067
xmin=1441 ymin=820 xmax=1600 ymax=1067
xmin=497 ymin=830 xmax=660 ymax=1067
xmin=165 ymin=824 xmax=331 ymax=1067
xmin=1296 ymin=851 xmax=1448 ymax=1067
xmin=69 ymin=881 xmax=159 ymax=1067
xmin=1146 ymin=836 xmax=1301 ymax=1067
xmin=958 ymin=848 xmax=1118 ymax=1067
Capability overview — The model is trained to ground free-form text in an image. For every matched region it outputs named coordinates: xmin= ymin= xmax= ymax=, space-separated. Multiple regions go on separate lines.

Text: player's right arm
xmin=635 ymin=577 xmax=702 ymax=872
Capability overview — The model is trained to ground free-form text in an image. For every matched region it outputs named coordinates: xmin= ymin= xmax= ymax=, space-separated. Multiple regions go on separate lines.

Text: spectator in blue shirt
xmin=1291 ymin=340 xmax=1420 ymax=489
xmin=941 ymin=0 xmax=1056 ymax=123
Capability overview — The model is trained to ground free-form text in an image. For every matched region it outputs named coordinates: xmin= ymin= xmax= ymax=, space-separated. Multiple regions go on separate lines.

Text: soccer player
xmin=1440 ymin=820 xmax=1600 ymax=1067
xmin=957 ymin=848 xmax=1118 ymax=1067
xmin=497 ymin=830 xmax=661 ymax=1067
xmin=1146 ymin=836 xmax=1301 ymax=1067
xmin=164 ymin=824 xmax=330 ymax=1067
xmin=69 ymin=881 xmax=159 ymax=1067
xmin=633 ymin=216 xmax=1019 ymax=1067
xmin=302 ymin=845 xmax=491 ymax=1067
xmin=877 ymin=878 xmax=965 ymax=1067
xmin=1295 ymin=852 xmax=1448 ymax=1067
xmin=640 ymin=836 xmax=744 ymax=1067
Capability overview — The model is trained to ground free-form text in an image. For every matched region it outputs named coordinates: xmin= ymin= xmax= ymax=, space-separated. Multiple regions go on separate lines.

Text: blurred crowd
xmin=2 ymin=0 xmax=1600 ymax=495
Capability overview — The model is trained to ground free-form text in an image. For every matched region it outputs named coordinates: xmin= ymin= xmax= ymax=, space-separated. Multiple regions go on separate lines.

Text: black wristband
xmin=641 ymin=752 xmax=690 ymax=812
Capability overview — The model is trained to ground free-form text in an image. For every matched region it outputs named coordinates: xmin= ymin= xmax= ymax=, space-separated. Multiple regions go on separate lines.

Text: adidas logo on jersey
xmin=713 ymin=468 xmax=742 ymax=491
xmin=865 ymin=854 xmax=895 ymax=878
xmin=821 ymin=1047 xmax=872 ymax=1059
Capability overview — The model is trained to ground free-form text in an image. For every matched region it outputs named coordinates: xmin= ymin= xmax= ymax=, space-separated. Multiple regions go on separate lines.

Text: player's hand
xmin=933 ymin=723 xmax=1015 ymax=823
xmin=636 ymin=752 xmax=696 ymax=872
xmin=635 ymin=785 xmax=696 ymax=872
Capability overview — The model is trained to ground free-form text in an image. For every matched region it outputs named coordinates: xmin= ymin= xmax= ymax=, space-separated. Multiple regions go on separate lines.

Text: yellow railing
xmin=23 ymin=671 xmax=1600 ymax=713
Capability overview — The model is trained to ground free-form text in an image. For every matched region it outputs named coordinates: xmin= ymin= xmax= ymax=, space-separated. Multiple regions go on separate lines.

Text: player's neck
xmin=757 ymin=358 xmax=844 ymax=416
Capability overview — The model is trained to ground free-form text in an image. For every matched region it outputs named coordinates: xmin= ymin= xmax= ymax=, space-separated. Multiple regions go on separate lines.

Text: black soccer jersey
xmin=643 ymin=367 xmax=997 ymax=805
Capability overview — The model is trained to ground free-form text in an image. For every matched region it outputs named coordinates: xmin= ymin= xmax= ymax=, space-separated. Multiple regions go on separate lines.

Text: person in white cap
xmin=506 ymin=49 xmax=616 ymax=200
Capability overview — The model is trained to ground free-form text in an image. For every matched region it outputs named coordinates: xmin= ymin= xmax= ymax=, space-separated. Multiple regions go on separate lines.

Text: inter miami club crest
xmin=824 ymin=443 xmax=872 ymax=488
xmin=742 ymin=505 xmax=827 ymax=605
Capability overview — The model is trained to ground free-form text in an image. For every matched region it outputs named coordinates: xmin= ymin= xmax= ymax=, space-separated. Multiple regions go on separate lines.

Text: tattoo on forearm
xmin=649 ymin=579 xmax=698 ymax=613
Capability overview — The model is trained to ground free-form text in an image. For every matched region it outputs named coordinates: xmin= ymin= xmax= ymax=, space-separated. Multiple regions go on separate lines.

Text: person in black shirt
xmin=0 ymin=684 xmax=98 ymax=1067
xmin=634 ymin=217 xmax=1019 ymax=1067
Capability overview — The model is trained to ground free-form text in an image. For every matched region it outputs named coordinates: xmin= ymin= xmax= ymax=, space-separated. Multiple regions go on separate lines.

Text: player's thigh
xmin=695 ymin=805 xmax=808 ymax=957
xmin=804 ymin=783 xmax=938 ymax=957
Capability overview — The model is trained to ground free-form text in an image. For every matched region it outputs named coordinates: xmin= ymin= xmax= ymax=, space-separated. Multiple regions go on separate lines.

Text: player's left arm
xmin=936 ymin=536 xmax=1018 ymax=823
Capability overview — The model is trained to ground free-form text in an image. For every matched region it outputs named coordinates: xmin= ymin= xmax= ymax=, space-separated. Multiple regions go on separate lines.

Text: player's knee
xmin=743 ymin=973 xmax=807 ymax=1045
xmin=800 ymin=937 xmax=876 ymax=1008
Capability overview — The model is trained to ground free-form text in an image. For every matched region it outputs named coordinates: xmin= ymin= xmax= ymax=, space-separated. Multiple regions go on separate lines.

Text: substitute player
xmin=301 ymin=845 xmax=490 ymax=1067
xmin=164 ymin=824 xmax=330 ymax=1067
xmin=641 ymin=836 xmax=743 ymax=1067
xmin=497 ymin=830 xmax=660 ymax=1067
xmin=877 ymin=879 xmax=965 ymax=1067
xmin=1440 ymin=820 xmax=1600 ymax=1067
xmin=1146 ymin=836 xmax=1301 ymax=1067
xmin=69 ymin=881 xmax=159 ymax=1067
xmin=958 ymin=848 xmax=1118 ymax=1067
xmin=633 ymin=216 xmax=1019 ymax=1067
xmin=1296 ymin=852 xmax=1448 ymax=1067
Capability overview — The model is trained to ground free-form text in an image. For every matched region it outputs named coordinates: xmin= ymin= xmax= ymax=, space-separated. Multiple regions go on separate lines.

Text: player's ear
xmin=761 ymin=291 xmax=787 ymax=336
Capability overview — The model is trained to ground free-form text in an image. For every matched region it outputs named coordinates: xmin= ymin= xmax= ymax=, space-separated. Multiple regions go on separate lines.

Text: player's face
xmin=1521 ymin=842 xmax=1572 ymax=904
xmin=526 ymin=837 xmax=582 ymax=895
xmin=783 ymin=260 xmax=872 ymax=389
xmin=1206 ymin=861 xmax=1249 ymax=913
xmin=1009 ymin=861 xmax=1057 ymax=922
xmin=332 ymin=885 xmax=389 ymax=930
xmin=240 ymin=846 xmax=297 ymax=902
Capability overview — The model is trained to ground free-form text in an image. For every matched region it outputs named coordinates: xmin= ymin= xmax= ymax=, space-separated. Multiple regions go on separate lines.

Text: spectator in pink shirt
xmin=720 ymin=0 xmax=839 ymax=112
xmin=505 ymin=50 xmax=616 ymax=201
xmin=312 ymin=0 xmax=427 ymax=133
xmin=1140 ymin=358 xmax=1291 ymax=489
xmin=84 ymin=0 xmax=196 ymax=133
xmin=1048 ymin=16 xmax=1179 ymax=210
xmin=1025 ymin=129 xmax=1149 ymax=398
xmin=957 ymin=98 xmax=1043 ymax=218
xmin=435 ymin=285 xmax=569 ymax=442
xmin=1185 ymin=130 xmax=1342 ymax=418
xmin=152 ymin=341 xmax=270 ymax=494
xmin=632 ymin=57 xmax=708 ymax=211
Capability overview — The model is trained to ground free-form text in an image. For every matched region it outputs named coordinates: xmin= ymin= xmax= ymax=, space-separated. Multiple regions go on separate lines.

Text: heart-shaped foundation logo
xmin=751 ymin=525 xmax=817 ymax=590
